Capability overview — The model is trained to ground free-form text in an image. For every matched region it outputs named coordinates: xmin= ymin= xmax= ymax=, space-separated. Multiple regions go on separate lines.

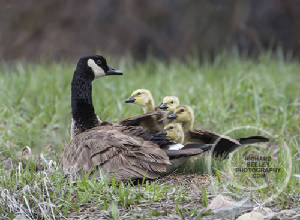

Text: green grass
xmin=0 ymin=52 xmax=299 ymax=219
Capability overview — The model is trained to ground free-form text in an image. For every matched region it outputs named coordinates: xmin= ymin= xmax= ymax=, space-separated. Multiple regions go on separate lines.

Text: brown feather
xmin=165 ymin=148 xmax=207 ymax=159
xmin=187 ymin=129 xmax=268 ymax=157
xmin=188 ymin=129 xmax=239 ymax=145
xmin=61 ymin=124 xmax=171 ymax=181
xmin=119 ymin=110 xmax=170 ymax=132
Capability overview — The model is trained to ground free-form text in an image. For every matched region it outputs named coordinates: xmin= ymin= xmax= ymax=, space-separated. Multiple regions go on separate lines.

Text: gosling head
xmin=167 ymin=105 xmax=194 ymax=130
xmin=75 ymin=55 xmax=122 ymax=80
xmin=125 ymin=89 xmax=155 ymax=113
xmin=159 ymin=96 xmax=180 ymax=112
xmin=163 ymin=123 xmax=184 ymax=144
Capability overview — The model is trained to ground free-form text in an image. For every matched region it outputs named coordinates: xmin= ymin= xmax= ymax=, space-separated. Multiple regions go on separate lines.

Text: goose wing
xmin=61 ymin=126 xmax=170 ymax=181
xmin=119 ymin=111 xmax=168 ymax=132
xmin=165 ymin=146 xmax=210 ymax=159
xmin=100 ymin=122 xmax=176 ymax=150
xmin=189 ymin=129 xmax=240 ymax=157
xmin=116 ymin=124 xmax=175 ymax=148
xmin=119 ymin=112 xmax=160 ymax=126
xmin=189 ymin=129 xmax=239 ymax=144
xmin=189 ymin=130 xmax=268 ymax=158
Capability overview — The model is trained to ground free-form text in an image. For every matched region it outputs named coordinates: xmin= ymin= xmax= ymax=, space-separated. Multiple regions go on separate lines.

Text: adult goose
xmin=61 ymin=55 xmax=209 ymax=181
xmin=168 ymin=105 xmax=269 ymax=157
xmin=121 ymin=91 xmax=179 ymax=132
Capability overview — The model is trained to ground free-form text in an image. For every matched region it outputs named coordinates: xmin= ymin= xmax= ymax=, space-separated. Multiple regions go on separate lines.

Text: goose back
xmin=61 ymin=124 xmax=171 ymax=181
xmin=119 ymin=110 xmax=170 ymax=132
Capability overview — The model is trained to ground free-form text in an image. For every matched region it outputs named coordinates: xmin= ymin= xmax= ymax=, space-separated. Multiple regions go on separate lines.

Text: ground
xmin=0 ymin=53 xmax=299 ymax=219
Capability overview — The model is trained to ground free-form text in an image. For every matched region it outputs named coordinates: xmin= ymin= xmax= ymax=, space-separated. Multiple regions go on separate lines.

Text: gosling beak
xmin=156 ymin=130 xmax=167 ymax=136
xmin=167 ymin=112 xmax=177 ymax=119
xmin=159 ymin=103 xmax=168 ymax=110
xmin=125 ymin=96 xmax=136 ymax=103
xmin=106 ymin=66 xmax=123 ymax=75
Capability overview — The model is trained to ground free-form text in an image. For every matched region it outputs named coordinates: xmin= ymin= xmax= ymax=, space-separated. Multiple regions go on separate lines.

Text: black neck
xmin=71 ymin=70 xmax=99 ymax=134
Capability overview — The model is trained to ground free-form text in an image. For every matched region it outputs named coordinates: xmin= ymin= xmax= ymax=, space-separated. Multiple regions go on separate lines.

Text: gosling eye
xmin=96 ymin=59 xmax=102 ymax=65
xmin=170 ymin=101 xmax=174 ymax=104
xmin=169 ymin=126 xmax=174 ymax=130
xmin=180 ymin=109 xmax=184 ymax=113
xmin=137 ymin=92 xmax=141 ymax=96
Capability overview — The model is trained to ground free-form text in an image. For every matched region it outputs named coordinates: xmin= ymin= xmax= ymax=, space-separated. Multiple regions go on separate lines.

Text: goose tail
xmin=238 ymin=136 xmax=269 ymax=145
xmin=213 ymin=136 xmax=269 ymax=159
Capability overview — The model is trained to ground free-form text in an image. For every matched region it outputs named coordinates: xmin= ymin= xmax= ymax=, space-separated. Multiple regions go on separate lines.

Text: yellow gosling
xmin=125 ymin=89 xmax=155 ymax=113
xmin=159 ymin=96 xmax=180 ymax=112
xmin=164 ymin=123 xmax=184 ymax=144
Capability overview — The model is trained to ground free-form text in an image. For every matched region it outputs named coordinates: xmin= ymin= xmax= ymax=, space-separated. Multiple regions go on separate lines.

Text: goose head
xmin=167 ymin=105 xmax=194 ymax=130
xmin=159 ymin=96 xmax=180 ymax=112
xmin=71 ymin=55 xmax=122 ymax=136
xmin=162 ymin=123 xmax=184 ymax=144
xmin=125 ymin=89 xmax=155 ymax=113
xmin=75 ymin=55 xmax=122 ymax=80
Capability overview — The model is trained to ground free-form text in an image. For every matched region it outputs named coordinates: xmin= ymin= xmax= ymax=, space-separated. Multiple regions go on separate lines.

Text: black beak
xmin=167 ymin=112 xmax=177 ymax=119
xmin=159 ymin=103 xmax=168 ymax=110
xmin=156 ymin=130 xmax=167 ymax=136
xmin=125 ymin=96 xmax=136 ymax=103
xmin=106 ymin=66 xmax=123 ymax=75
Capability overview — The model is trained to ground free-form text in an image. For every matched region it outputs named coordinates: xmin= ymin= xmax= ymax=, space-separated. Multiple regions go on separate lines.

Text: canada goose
xmin=61 ymin=55 xmax=210 ymax=181
xmin=168 ymin=105 xmax=269 ymax=157
xmin=121 ymin=91 xmax=179 ymax=132
xmin=71 ymin=115 xmax=101 ymax=140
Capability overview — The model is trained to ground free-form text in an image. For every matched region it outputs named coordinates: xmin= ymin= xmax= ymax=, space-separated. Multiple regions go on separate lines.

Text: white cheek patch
xmin=87 ymin=59 xmax=105 ymax=78
xmin=168 ymin=144 xmax=184 ymax=150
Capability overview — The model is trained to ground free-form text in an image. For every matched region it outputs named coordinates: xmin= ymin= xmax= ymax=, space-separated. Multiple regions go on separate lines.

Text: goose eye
xmin=137 ymin=92 xmax=141 ymax=96
xmin=170 ymin=101 xmax=174 ymax=104
xmin=180 ymin=109 xmax=184 ymax=113
xmin=169 ymin=126 xmax=174 ymax=130
xmin=96 ymin=59 xmax=102 ymax=65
